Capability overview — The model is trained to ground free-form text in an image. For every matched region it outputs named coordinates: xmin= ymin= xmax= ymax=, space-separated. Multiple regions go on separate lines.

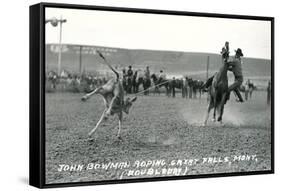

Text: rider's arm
xmin=227 ymin=61 xmax=236 ymax=67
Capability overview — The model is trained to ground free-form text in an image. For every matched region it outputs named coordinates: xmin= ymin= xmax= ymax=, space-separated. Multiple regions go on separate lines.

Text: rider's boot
xmin=234 ymin=89 xmax=244 ymax=102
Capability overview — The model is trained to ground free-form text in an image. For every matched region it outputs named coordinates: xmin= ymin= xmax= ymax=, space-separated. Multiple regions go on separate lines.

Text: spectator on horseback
xmin=159 ymin=70 xmax=166 ymax=83
xmin=133 ymin=70 xmax=138 ymax=93
xmin=226 ymin=48 xmax=244 ymax=102
xmin=143 ymin=67 xmax=151 ymax=95
xmin=127 ymin=65 xmax=133 ymax=78
xmin=144 ymin=66 xmax=150 ymax=79
xmin=127 ymin=66 xmax=134 ymax=93
xmin=133 ymin=70 xmax=138 ymax=79
xmin=122 ymin=68 xmax=127 ymax=79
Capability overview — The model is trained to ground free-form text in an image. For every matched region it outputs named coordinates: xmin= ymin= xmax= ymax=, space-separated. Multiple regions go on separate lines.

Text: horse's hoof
xmin=212 ymin=118 xmax=216 ymax=122
xmin=81 ymin=96 xmax=87 ymax=101
xmin=217 ymin=117 xmax=222 ymax=122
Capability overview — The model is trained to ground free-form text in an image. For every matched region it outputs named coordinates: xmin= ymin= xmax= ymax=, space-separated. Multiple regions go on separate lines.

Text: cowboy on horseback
xmin=127 ymin=65 xmax=134 ymax=93
xmin=226 ymin=48 xmax=244 ymax=102
xmin=202 ymin=42 xmax=244 ymax=102
xmin=144 ymin=66 xmax=150 ymax=79
xmin=159 ymin=70 xmax=166 ymax=83
xmin=127 ymin=65 xmax=133 ymax=77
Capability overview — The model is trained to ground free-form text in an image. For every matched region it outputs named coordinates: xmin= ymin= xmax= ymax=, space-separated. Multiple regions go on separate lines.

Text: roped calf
xmin=81 ymin=51 xmax=137 ymax=138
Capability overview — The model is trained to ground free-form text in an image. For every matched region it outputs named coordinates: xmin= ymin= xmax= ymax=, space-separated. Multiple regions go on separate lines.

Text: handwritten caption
xmin=57 ymin=154 xmax=258 ymax=179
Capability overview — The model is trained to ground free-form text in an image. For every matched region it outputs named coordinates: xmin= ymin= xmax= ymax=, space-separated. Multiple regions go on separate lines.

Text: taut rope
xmin=133 ymin=80 xmax=169 ymax=96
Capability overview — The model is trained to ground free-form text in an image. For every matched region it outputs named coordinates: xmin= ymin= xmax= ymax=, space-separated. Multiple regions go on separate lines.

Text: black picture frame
xmin=30 ymin=2 xmax=274 ymax=188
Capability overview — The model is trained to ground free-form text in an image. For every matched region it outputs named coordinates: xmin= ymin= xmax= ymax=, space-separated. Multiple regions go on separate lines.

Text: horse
xmin=150 ymin=74 xmax=170 ymax=96
xmin=204 ymin=60 xmax=229 ymax=125
xmin=47 ymin=71 xmax=58 ymax=90
xmin=170 ymin=78 xmax=183 ymax=97
xmin=132 ymin=71 xmax=138 ymax=93
xmin=193 ymin=80 xmax=204 ymax=99
xmin=132 ymin=70 xmax=151 ymax=95
xmin=142 ymin=76 xmax=151 ymax=95
xmin=126 ymin=76 xmax=133 ymax=94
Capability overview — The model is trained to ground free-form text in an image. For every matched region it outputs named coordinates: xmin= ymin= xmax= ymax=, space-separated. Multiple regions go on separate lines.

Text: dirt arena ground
xmin=45 ymin=91 xmax=272 ymax=184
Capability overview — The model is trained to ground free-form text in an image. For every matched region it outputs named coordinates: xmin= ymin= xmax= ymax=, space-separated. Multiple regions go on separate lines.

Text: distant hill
xmin=46 ymin=44 xmax=271 ymax=87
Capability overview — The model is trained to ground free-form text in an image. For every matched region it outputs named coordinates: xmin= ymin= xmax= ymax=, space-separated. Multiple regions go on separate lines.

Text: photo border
xmin=30 ymin=2 xmax=274 ymax=188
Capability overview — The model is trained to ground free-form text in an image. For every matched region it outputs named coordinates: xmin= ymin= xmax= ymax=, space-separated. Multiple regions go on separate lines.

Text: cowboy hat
xmin=235 ymin=48 xmax=244 ymax=57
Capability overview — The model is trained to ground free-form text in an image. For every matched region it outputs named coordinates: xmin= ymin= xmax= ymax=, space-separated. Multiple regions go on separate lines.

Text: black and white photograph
xmin=41 ymin=4 xmax=273 ymax=186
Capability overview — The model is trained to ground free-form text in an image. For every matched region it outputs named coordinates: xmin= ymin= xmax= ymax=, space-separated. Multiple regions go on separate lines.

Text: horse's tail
xmin=96 ymin=50 xmax=119 ymax=80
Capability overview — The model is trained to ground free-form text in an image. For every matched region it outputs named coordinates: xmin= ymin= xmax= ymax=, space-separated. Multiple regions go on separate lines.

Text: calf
xmin=81 ymin=51 xmax=137 ymax=138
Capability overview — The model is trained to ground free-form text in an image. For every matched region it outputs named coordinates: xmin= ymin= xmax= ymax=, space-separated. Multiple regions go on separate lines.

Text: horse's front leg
xmin=217 ymin=93 xmax=227 ymax=122
xmin=212 ymin=93 xmax=217 ymax=122
xmin=204 ymin=98 xmax=214 ymax=125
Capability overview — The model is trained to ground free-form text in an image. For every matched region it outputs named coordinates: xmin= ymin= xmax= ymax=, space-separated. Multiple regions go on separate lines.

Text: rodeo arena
xmin=45 ymin=42 xmax=272 ymax=183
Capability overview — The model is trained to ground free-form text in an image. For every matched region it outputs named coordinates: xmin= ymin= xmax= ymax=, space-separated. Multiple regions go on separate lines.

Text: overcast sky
xmin=46 ymin=8 xmax=271 ymax=59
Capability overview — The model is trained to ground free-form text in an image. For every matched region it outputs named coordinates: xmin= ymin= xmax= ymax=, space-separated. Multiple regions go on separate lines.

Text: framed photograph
xmin=30 ymin=2 xmax=274 ymax=188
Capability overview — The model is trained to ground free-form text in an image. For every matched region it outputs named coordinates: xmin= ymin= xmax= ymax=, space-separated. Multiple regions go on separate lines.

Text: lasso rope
xmin=133 ymin=80 xmax=169 ymax=96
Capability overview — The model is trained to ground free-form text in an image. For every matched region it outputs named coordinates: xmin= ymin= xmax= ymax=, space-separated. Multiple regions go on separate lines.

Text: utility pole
xmin=79 ymin=46 xmax=83 ymax=74
xmin=206 ymin=55 xmax=210 ymax=80
xmin=46 ymin=16 xmax=67 ymax=75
